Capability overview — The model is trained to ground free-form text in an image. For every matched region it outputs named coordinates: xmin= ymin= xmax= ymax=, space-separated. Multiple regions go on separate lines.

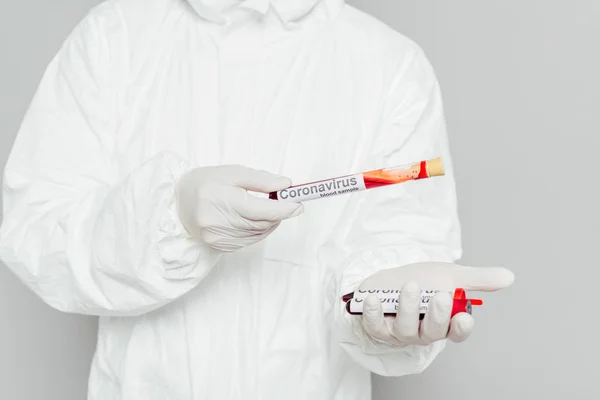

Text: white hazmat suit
xmin=0 ymin=0 xmax=509 ymax=399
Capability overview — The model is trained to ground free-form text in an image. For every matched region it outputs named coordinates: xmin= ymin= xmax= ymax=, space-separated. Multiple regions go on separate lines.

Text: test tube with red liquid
xmin=342 ymin=288 xmax=483 ymax=320
xmin=269 ymin=157 xmax=445 ymax=202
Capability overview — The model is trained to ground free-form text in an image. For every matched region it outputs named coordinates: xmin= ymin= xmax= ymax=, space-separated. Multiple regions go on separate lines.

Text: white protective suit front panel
xmin=0 ymin=0 xmax=462 ymax=398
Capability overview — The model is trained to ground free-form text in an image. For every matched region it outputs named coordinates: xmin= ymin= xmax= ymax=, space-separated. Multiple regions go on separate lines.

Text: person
xmin=0 ymin=0 xmax=515 ymax=399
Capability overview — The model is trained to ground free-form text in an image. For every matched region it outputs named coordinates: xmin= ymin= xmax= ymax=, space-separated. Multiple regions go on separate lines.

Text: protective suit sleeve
xmin=326 ymin=45 xmax=462 ymax=376
xmin=0 ymin=7 xmax=219 ymax=317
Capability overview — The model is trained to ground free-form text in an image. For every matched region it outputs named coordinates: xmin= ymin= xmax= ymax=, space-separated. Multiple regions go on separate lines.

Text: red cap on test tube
xmin=450 ymin=288 xmax=483 ymax=318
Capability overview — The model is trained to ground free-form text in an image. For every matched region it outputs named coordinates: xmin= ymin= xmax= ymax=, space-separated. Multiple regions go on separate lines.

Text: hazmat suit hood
xmin=187 ymin=0 xmax=344 ymax=25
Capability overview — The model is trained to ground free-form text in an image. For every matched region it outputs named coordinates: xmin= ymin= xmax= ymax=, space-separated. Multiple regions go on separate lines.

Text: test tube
xmin=269 ymin=157 xmax=445 ymax=202
xmin=342 ymin=288 xmax=483 ymax=320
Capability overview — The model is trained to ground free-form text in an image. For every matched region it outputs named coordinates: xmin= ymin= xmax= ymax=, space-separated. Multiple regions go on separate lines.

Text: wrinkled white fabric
xmin=0 ymin=0 xmax=463 ymax=399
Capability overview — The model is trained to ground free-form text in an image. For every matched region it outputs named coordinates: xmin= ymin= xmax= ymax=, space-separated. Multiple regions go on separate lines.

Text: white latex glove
xmin=356 ymin=261 xmax=515 ymax=345
xmin=175 ymin=165 xmax=303 ymax=252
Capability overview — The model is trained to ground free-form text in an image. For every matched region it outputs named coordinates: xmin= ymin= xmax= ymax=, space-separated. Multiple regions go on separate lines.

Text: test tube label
xmin=348 ymin=289 xmax=443 ymax=314
xmin=275 ymin=174 xmax=366 ymax=202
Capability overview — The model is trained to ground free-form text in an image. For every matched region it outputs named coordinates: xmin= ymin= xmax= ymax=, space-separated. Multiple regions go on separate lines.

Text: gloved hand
xmin=356 ymin=261 xmax=515 ymax=345
xmin=175 ymin=165 xmax=303 ymax=252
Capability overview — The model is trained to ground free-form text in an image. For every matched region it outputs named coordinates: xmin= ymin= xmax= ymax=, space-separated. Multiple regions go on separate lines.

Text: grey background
xmin=0 ymin=0 xmax=597 ymax=399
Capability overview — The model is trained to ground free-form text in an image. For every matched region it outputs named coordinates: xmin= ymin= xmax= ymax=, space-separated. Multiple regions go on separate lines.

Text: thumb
xmin=451 ymin=265 xmax=515 ymax=292
xmin=223 ymin=165 xmax=292 ymax=193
